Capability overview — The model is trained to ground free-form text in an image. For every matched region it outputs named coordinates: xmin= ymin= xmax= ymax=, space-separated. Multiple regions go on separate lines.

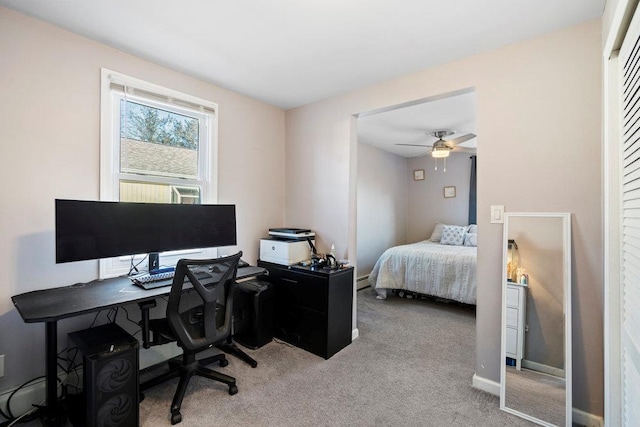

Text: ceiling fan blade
xmin=452 ymin=146 xmax=477 ymax=153
xmin=395 ymin=143 xmax=434 ymax=148
xmin=447 ymin=133 xmax=476 ymax=145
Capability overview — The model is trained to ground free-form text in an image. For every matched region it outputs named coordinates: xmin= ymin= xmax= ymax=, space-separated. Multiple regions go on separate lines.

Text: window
xmin=100 ymin=69 xmax=218 ymax=278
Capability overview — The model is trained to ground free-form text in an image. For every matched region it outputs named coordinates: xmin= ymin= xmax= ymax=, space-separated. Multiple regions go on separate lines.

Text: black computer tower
xmin=67 ymin=323 xmax=139 ymax=427
xmin=233 ymin=279 xmax=274 ymax=349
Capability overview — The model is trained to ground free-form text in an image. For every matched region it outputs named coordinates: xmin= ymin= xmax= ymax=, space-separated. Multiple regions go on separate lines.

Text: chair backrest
xmin=166 ymin=251 xmax=243 ymax=352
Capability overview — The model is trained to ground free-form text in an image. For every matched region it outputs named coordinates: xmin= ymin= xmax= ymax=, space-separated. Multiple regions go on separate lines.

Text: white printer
xmin=259 ymin=228 xmax=315 ymax=266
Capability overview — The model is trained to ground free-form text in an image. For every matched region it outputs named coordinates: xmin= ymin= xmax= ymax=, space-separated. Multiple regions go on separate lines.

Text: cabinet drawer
xmin=270 ymin=269 xmax=328 ymax=313
xmin=274 ymin=305 xmax=327 ymax=357
xmin=506 ymin=307 xmax=519 ymax=328
xmin=506 ymin=286 xmax=520 ymax=307
xmin=506 ymin=327 xmax=518 ymax=356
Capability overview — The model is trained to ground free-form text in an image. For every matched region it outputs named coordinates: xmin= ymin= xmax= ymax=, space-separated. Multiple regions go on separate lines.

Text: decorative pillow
xmin=464 ymin=232 xmax=478 ymax=247
xmin=467 ymin=224 xmax=478 ymax=234
xmin=429 ymin=222 xmax=445 ymax=242
xmin=440 ymin=225 xmax=466 ymax=246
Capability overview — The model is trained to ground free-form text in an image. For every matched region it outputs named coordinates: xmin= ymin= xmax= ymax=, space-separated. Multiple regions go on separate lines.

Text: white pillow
xmin=464 ymin=233 xmax=477 ymax=247
xmin=440 ymin=225 xmax=466 ymax=246
xmin=429 ymin=222 xmax=444 ymax=242
xmin=467 ymin=224 xmax=478 ymax=234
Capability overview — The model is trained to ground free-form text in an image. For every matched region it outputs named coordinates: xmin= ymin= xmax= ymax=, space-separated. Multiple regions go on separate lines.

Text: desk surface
xmin=12 ymin=266 xmax=266 ymax=323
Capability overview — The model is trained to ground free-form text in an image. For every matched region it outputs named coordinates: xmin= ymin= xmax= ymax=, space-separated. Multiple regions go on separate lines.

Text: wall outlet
xmin=0 ymin=354 xmax=4 ymax=377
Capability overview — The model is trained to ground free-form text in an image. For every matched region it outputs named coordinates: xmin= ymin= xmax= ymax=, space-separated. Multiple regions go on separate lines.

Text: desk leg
xmin=44 ymin=321 xmax=62 ymax=426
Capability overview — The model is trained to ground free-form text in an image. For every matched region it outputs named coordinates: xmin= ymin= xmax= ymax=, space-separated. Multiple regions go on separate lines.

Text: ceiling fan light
xmin=431 ymin=147 xmax=450 ymax=158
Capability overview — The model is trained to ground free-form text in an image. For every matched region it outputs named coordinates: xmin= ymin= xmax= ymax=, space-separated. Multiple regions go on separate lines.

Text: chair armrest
xmin=138 ymin=300 xmax=157 ymax=349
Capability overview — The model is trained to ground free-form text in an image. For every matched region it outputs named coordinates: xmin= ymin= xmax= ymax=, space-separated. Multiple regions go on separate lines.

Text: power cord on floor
xmin=0 ymin=375 xmax=63 ymax=425
xmin=272 ymin=337 xmax=295 ymax=347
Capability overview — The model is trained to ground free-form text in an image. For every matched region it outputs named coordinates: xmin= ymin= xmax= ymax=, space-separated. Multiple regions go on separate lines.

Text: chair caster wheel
xmin=171 ymin=412 xmax=182 ymax=425
xmin=219 ymin=358 xmax=229 ymax=367
xmin=229 ymin=384 xmax=238 ymax=395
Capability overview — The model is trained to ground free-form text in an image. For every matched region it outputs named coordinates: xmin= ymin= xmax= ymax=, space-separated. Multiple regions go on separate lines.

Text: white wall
xmin=356 ymin=143 xmax=407 ymax=277
xmin=285 ymin=20 xmax=603 ymax=416
xmin=0 ymin=7 xmax=285 ymax=392
xmin=407 ymin=152 xmax=473 ymax=241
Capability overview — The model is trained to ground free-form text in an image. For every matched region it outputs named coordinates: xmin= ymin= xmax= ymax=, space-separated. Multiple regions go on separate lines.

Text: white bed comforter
xmin=368 ymin=240 xmax=477 ymax=304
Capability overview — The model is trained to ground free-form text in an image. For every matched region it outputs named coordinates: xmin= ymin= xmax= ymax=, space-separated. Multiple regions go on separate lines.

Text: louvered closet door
xmin=619 ymin=7 xmax=640 ymax=425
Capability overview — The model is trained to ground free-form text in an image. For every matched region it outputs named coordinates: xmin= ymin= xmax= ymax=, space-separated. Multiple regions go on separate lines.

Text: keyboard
xmin=131 ymin=269 xmax=213 ymax=290
xmin=131 ymin=269 xmax=175 ymax=289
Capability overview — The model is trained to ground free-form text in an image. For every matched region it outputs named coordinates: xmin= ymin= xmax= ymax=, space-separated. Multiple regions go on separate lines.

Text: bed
xmin=368 ymin=240 xmax=477 ymax=305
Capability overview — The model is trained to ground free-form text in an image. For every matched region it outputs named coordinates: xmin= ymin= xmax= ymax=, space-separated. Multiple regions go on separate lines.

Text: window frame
xmin=99 ymin=69 xmax=219 ymax=279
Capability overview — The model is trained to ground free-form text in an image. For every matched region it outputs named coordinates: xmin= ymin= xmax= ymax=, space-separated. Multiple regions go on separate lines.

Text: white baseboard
xmin=572 ymin=408 xmax=604 ymax=427
xmin=471 ymin=373 xmax=500 ymax=396
xmin=0 ymin=376 xmax=50 ymax=420
xmin=352 ymin=328 xmax=359 ymax=341
xmin=356 ymin=275 xmax=369 ymax=290
xmin=522 ymin=359 xmax=565 ymax=379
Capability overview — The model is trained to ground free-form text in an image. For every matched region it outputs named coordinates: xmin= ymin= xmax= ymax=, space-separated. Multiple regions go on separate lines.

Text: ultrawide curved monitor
xmin=55 ymin=199 xmax=236 ymax=263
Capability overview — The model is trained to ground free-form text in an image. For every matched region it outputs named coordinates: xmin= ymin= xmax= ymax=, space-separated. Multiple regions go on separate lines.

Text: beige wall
xmin=0 ymin=7 xmax=285 ymax=390
xmin=407 ymin=151 xmax=473 ymax=241
xmin=285 ymin=19 xmax=603 ymax=416
xmin=356 ymin=143 xmax=408 ymax=277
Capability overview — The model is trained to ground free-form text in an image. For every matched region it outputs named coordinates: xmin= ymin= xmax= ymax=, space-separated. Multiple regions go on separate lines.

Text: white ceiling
xmin=2 ymin=1 xmax=604 ymax=158
xmin=1 ymin=0 xmax=604 ymax=110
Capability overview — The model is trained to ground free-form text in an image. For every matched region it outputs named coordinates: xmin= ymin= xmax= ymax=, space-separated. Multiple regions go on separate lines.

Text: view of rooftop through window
xmin=117 ymin=98 xmax=205 ymax=204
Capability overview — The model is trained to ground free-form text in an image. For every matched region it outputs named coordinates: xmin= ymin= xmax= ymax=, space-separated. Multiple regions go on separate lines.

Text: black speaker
xmin=233 ymin=279 xmax=274 ymax=349
xmin=67 ymin=323 xmax=139 ymax=427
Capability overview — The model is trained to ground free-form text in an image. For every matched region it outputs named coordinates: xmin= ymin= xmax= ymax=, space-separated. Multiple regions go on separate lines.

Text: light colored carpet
xmin=137 ymin=289 xmax=533 ymax=426
xmin=505 ymin=366 xmax=565 ymax=426
xmin=15 ymin=289 xmax=536 ymax=426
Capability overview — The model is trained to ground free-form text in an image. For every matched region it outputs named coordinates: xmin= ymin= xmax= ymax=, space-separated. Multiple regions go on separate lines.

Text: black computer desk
xmin=11 ymin=266 xmax=265 ymax=426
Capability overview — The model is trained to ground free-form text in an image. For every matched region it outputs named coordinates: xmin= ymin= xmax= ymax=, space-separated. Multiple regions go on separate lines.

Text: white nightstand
xmin=505 ymin=281 xmax=527 ymax=370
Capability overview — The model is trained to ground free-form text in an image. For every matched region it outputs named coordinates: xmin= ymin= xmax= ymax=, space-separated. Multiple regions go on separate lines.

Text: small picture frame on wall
xmin=444 ymin=186 xmax=456 ymax=198
xmin=413 ymin=169 xmax=425 ymax=181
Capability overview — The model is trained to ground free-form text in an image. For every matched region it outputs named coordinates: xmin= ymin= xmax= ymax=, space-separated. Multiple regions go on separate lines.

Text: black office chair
xmin=140 ymin=252 xmax=242 ymax=425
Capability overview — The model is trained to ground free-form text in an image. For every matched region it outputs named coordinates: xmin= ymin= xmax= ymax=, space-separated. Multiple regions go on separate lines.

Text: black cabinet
xmin=257 ymin=260 xmax=354 ymax=359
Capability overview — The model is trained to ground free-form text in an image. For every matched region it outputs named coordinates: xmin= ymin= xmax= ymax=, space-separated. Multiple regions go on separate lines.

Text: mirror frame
xmin=499 ymin=212 xmax=572 ymax=426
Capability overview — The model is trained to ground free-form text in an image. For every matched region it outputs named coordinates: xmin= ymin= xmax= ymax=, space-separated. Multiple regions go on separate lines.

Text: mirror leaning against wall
xmin=499 ymin=212 xmax=572 ymax=427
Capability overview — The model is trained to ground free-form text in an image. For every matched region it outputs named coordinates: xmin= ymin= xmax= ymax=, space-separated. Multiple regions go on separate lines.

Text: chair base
xmin=140 ymin=352 xmax=237 ymax=425
xmin=217 ymin=336 xmax=258 ymax=368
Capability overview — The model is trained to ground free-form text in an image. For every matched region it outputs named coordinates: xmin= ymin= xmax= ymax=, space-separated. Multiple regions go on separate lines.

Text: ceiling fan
xmin=396 ymin=130 xmax=476 ymax=158
xmin=395 ymin=130 xmax=476 ymax=171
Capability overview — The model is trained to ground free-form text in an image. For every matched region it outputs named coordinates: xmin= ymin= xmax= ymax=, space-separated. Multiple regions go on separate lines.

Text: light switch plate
xmin=490 ymin=205 xmax=504 ymax=223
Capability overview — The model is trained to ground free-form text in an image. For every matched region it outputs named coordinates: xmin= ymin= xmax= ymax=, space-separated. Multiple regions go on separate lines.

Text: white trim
xmin=471 ymin=373 xmax=500 ymax=396
xmin=98 ymin=68 xmax=219 ymax=278
xmin=103 ymin=69 xmax=218 ymax=112
xmin=499 ymin=212 xmax=572 ymax=426
xmin=351 ymin=328 xmax=359 ymax=341
xmin=521 ymin=359 xmax=565 ymax=379
xmin=604 ymin=50 xmax=623 ymax=427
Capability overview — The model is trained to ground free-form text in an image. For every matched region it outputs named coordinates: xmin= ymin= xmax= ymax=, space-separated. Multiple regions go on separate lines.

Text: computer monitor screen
xmin=55 ymin=199 xmax=237 ymax=263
